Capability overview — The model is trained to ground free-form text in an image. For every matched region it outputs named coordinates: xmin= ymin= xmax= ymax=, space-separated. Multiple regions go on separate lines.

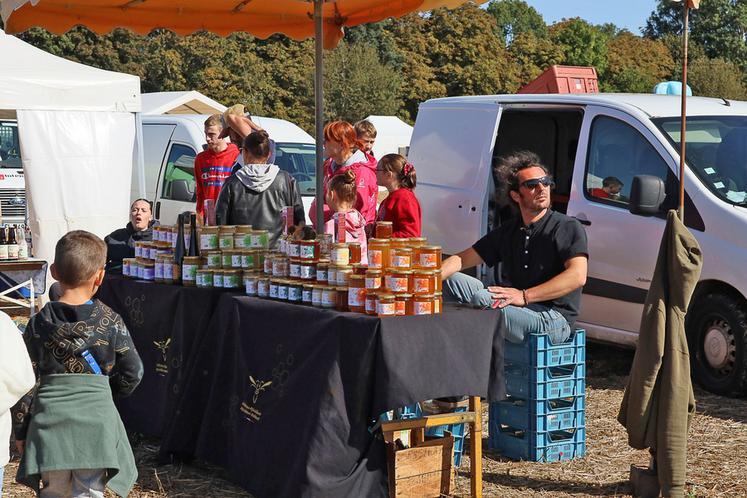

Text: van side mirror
xmin=170 ymin=179 xmax=195 ymax=202
xmin=629 ymin=175 xmax=666 ymax=215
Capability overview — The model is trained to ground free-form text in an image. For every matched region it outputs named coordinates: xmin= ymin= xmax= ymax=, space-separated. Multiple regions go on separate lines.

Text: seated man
xmin=441 ymin=151 xmax=588 ymax=344
xmin=104 ymin=198 xmax=155 ymax=271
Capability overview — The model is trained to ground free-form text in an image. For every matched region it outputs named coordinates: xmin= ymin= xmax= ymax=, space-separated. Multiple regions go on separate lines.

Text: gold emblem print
xmin=240 ymin=375 xmax=272 ymax=423
xmin=153 ymin=338 xmax=172 ymax=376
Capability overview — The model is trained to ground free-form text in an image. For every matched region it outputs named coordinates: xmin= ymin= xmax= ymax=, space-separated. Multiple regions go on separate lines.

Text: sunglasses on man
xmin=520 ymin=175 xmax=555 ymax=190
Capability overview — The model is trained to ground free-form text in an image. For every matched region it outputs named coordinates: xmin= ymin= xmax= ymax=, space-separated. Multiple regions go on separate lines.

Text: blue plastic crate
xmin=504 ymin=329 xmax=585 ymax=368
xmin=489 ymin=397 xmax=585 ymax=434
xmin=425 ymin=405 xmax=466 ymax=467
xmin=493 ymin=427 xmax=586 ymax=462
xmin=505 ymin=362 xmax=586 ymax=399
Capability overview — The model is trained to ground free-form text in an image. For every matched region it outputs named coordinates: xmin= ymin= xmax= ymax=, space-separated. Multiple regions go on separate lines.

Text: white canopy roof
xmin=365 ymin=115 xmax=413 ymax=158
xmin=0 ymin=29 xmax=140 ymax=119
xmin=141 ymin=91 xmax=226 ymax=115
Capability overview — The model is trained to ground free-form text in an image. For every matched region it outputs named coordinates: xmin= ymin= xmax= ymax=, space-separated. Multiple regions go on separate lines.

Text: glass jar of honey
xmin=221 ymin=250 xmax=234 ymax=269
xmin=321 ymin=286 xmax=337 ymax=309
xmin=375 ymin=221 xmax=393 ymax=239
xmin=416 ymin=245 xmax=442 ymax=269
xmin=434 ymin=269 xmax=443 ymax=292
xmin=312 ymin=285 xmax=324 ymax=307
xmin=385 ymin=270 xmax=413 ymax=294
xmin=263 ymin=254 xmax=274 ymax=275
xmin=288 ymin=239 xmax=301 ymax=258
xmin=200 ymin=226 xmax=219 ymax=251
xmin=376 ymin=294 xmax=396 ymax=317
xmin=196 ymin=268 xmax=212 ymax=288
xmin=317 ymin=233 xmax=333 ymax=258
xmin=336 ymin=287 xmax=349 ymax=312
xmin=218 ymin=226 xmax=236 ymax=250
xmin=234 ymin=225 xmax=252 ymax=249
xmin=390 ymin=246 xmax=413 ymax=270
xmin=331 ymin=243 xmax=349 ymax=266
xmin=300 ymin=260 xmax=317 ymax=281
xmin=181 ymin=256 xmax=200 ymax=286
xmin=272 ymin=256 xmax=289 ymax=278
xmin=302 ymin=284 xmax=314 ymax=305
xmin=206 ymin=251 xmax=222 ymax=269
xmin=316 ymin=261 xmax=329 ymax=284
xmin=365 ymin=292 xmax=378 ymax=315
xmin=231 ymin=251 xmax=244 ymax=269
xmin=412 ymin=270 xmax=437 ymax=295
xmin=434 ymin=292 xmax=443 ymax=314
xmin=327 ymin=265 xmax=338 ymax=286
xmin=351 ymin=263 xmax=367 ymax=276
xmin=250 ymin=229 xmax=270 ymax=250
xmin=213 ymin=270 xmax=224 ymax=289
xmin=348 ymin=275 xmax=367 ymax=313
xmin=163 ymin=260 xmax=175 ymax=284
xmin=299 ymin=239 xmax=319 ymax=260
xmin=367 ymin=238 xmax=390 ymax=270
xmin=407 ymin=237 xmax=428 ymax=248
xmin=365 ymin=269 xmax=383 ymax=290
xmin=223 ymin=269 xmax=242 ymax=289
xmin=245 ymin=273 xmax=258 ymax=296
xmin=335 ymin=267 xmax=353 ymax=286
xmin=141 ymin=261 xmax=155 ymax=281
xmin=257 ymin=277 xmax=270 ymax=298
xmin=241 ymin=250 xmax=256 ymax=270
xmin=269 ymin=279 xmax=279 ymax=299
xmin=289 ymin=258 xmax=302 ymax=280
xmin=395 ymin=293 xmax=413 ymax=316
xmin=277 ymin=279 xmax=289 ymax=300
xmin=348 ymin=242 xmax=362 ymax=264
xmin=413 ymin=294 xmax=434 ymax=315
xmin=288 ymin=281 xmax=303 ymax=302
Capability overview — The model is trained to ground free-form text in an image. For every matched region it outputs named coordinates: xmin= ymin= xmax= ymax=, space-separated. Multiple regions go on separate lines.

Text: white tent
xmin=141 ymin=91 xmax=226 ymax=115
xmin=365 ymin=115 xmax=413 ymax=159
xmin=0 ymin=29 xmax=140 ymax=288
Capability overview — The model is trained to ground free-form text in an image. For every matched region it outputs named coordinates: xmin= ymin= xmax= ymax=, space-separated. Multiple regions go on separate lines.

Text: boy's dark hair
xmin=354 ymin=119 xmax=377 ymax=138
xmin=602 ymin=176 xmax=623 ymax=188
xmin=53 ymin=230 xmax=107 ymax=286
xmin=243 ymin=130 xmax=271 ymax=159
xmin=328 ymin=169 xmax=358 ymax=204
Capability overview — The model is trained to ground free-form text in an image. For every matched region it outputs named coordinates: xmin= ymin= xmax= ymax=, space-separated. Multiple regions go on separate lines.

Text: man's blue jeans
xmin=443 ymin=272 xmax=571 ymax=345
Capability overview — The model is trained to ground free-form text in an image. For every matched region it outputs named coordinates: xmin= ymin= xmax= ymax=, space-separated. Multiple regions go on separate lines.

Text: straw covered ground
xmin=3 ymin=339 xmax=746 ymax=497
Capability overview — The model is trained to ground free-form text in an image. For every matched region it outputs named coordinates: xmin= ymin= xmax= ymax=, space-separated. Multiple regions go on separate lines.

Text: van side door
xmin=567 ymin=108 xmax=680 ymax=344
xmin=154 ymin=142 xmax=198 ymax=224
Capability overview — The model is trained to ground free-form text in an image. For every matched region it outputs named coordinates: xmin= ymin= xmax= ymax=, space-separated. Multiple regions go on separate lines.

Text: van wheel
xmin=687 ymin=293 xmax=747 ymax=397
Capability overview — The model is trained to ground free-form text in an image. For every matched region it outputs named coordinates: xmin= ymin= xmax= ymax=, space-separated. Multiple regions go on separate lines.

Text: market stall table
xmin=0 ymin=258 xmax=47 ymax=315
xmin=97 ymin=275 xmax=506 ymax=498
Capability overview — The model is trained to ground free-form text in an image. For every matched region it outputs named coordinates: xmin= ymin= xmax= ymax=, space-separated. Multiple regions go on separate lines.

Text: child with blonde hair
xmin=325 ymin=169 xmax=368 ymax=264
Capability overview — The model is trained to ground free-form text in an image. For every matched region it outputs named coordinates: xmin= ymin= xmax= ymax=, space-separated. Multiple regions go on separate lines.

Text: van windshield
xmin=654 ymin=116 xmax=747 ymax=205
xmin=0 ymin=121 xmax=22 ymax=169
xmin=275 ymin=142 xmax=316 ymax=195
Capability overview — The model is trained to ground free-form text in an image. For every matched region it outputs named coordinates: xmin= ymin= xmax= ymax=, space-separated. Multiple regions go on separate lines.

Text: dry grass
xmin=3 ymin=329 xmax=746 ymax=497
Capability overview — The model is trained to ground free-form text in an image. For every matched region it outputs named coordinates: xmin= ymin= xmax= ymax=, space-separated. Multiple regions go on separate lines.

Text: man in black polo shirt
xmin=441 ymin=151 xmax=588 ymax=344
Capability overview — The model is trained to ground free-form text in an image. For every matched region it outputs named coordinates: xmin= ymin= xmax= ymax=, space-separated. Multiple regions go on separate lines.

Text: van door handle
xmin=574 ymin=216 xmax=591 ymax=226
xmin=155 ymin=201 xmax=161 ymax=220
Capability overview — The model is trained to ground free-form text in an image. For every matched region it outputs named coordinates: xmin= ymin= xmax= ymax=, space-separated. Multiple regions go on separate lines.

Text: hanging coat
xmin=618 ymin=210 xmax=702 ymax=497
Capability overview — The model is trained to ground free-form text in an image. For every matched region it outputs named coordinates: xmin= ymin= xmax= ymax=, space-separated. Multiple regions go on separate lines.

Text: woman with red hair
xmin=309 ymin=121 xmax=378 ymax=233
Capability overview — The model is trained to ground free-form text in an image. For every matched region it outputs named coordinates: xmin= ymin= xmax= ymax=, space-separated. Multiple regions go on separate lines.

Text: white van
xmin=0 ymin=120 xmax=26 ymax=224
xmin=137 ymin=114 xmax=316 ymax=224
xmin=410 ymin=93 xmax=747 ymax=396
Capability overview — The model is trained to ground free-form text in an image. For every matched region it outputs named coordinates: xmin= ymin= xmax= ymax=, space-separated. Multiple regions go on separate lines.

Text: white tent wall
xmin=18 ymin=110 xmax=135 ymax=277
xmin=365 ymin=115 xmax=413 ymax=159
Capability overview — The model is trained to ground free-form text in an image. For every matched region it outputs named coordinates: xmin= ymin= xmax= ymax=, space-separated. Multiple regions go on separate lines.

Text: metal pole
xmin=678 ymin=5 xmax=689 ymax=221
xmin=314 ymin=0 xmax=325 ymax=230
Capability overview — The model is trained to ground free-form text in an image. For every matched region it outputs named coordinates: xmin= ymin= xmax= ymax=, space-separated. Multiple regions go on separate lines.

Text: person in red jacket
xmin=376 ymin=153 xmax=422 ymax=238
xmin=309 ymin=121 xmax=378 ymax=233
xmin=194 ymin=114 xmax=240 ymax=220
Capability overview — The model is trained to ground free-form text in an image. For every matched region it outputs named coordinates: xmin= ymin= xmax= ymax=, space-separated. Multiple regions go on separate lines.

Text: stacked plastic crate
xmin=488 ymin=329 xmax=586 ymax=462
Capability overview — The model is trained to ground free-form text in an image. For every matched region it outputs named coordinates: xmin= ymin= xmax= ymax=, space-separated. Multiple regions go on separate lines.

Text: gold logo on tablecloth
xmin=240 ymin=375 xmax=272 ymax=423
xmin=153 ymin=338 xmax=171 ymax=376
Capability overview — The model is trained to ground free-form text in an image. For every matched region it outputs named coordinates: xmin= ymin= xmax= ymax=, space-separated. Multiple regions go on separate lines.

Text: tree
xmin=688 ymin=57 xmax=747 ymax=100
xmin=549 ymin=18 xmax=610 ymax=74
xmin=486 ymin=0 xmax=546 ymax=45
xmin=602 ymin=32 xmax=675 ymax=92
xmin=507 ymin=31 xmax=564 ymax=88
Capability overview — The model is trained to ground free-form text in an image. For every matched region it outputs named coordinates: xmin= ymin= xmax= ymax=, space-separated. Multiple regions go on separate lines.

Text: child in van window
xmin=376 ymin=154 xmax=422 ymax=238
xmin=590 ymin=176 xmax=624 ymax=200
xmin=12 ymin=230 xmax=143 ymax=498
xmin=324 ymin=170 xmax=368 ymax=264
xmin=354 ymin=120 xmax=377 ymax=156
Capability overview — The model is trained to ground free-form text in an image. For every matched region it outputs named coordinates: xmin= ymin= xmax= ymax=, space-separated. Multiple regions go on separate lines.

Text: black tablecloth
xmin=97 ymin=275 xmax=505 ymax=498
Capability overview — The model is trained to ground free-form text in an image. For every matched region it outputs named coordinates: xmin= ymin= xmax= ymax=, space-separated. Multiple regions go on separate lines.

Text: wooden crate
xmin=387 ymin=434 xmax=453 ymax=498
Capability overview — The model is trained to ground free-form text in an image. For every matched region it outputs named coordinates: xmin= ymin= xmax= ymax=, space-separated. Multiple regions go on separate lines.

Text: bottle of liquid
xmin=188 ymin=213 xmax=199 ymax=257
xmin=17 ymin=225 xmax=28 ymax=259
xmin=173 ymin=213 xmax=185 ymax=283
xmin=7 ymin=224 xmax=19 ymax=259
xmin=0 ymin=226 xmax=8 ymax=261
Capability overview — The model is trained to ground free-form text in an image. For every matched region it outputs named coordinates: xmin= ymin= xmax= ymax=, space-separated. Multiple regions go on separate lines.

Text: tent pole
xmin=314 ymin=0 xmax=325 ymax=230
xmin=134 ymin=112 xmax=147 ymax=200
xmin=678 ymin=4 xmax=689 ymax=221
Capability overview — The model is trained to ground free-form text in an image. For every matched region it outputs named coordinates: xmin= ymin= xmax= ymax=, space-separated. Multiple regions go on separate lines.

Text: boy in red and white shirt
xmin=194 ymin=114 xmax=240 ymax=220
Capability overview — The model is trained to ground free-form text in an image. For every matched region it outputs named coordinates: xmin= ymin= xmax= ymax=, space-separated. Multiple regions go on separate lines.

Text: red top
xmin=309 ymin=150 xmax=378 ymax=230
xmin=194 ymin=143 xmax=240 ymax=216
xmin=589 ymin=188 xmax=610 ymax=199
xmin=377 ymin=188 xmax=422 ymax=238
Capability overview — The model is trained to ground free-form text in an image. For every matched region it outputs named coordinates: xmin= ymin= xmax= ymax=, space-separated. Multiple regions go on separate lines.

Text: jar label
xmin=279 ymin=238 xmax=287 ymax=254
xmin=414 ymin=277 xmax=430 ymax=293
xmin=155 ymin=262 xmax=164 ymax=280
xmin=289 ymin=243 xmax=300 ymax=258
xmin=149 ymin=248 xmax=157 ymax=260
xmin=234 ymin=234 xmax=247 ymax=248
xmin=414 ymin=301 xmax=433 ymax=315
xmin=207 ymin=253 xmax=221 ymax=267
xmin=143 ymin=267 xmax=155 ymax=280
xmin=302 ymin=288 xmax=313 ymax=302
xmin=195 ymin=273 xmax=204 ymax=287
xmin=348 ymin=288 xmax=366 ymax=307
xmin=122 ymin=263 xmax=130 ymax=277
xmin=222 ymin=255 xmax=233 ymax=267
xmin=365 ymin=276 xmax=382 ymax=290
xmin=250 ymin=234 xmax=268 ymax=249
xmin=213 ymin=275 xmax=224 ymax=288
xmin=219 ymin=236 xmax=234 ymax=249
xmin=392 ymin=255 xmax=411 ymax=268
xmin=246 ymin=280 xmax=258 ymax=295
xmin=225 ymin=275 xmax=240 ymax=288
xmin=336 ymin=272 xmax=350 ymax=286
xmin=163 ymin=263 xmax=174 ymax=280
xmin=386 ymin=276 xmax=409 ymax=293
xmin=322 ymin=291 xmax=336 ymax=307
xmin=312 ymin=289 xmax=323 ymax=306
xmin=136 ymin=265 xmax=143 ymax=279
xmin=300 ymin=244 xmax=315 ymax=259
xmin=365 ymin=297 xmax=376 ymax=314
xmin=331 ymin=248 xmax=349 ymax=266
xmin=242 ymin=253 xmax=254 ymax=269
xmin=300 ymin=265 xmax=315 ymax=279
xmin=376 ymin=302 xmax=395 ymax=316
xmin=278 ymin=285 xmax=288 ymax=300
xmin=258 ymin=281 xmax=269 ymax=296
xmin=368 ymin=249 xmax=383 ymax=268
xmin=395 ymin=300 xmax=406 ymax=316
xmin=290 ymin=262 xmax=301 ymax=278
xmin=289 ymin=287 xmax=302 ymax=301
xmin=269 ymin=284 xmax=278 ymax=298
xmin=200 ymin=233 xmax=218 ymax=250
xmin=232 ymin=254 xmax=243 ymax=268
xmin=183 ymin=263 xmax=198 ymax=281
xmin=317 ymin=269 xmax=328 ymax=282
xmin=420 ymin=253 xmax=438 ymax=268
xmin=264 ymin=259 xmax=273 ymax=273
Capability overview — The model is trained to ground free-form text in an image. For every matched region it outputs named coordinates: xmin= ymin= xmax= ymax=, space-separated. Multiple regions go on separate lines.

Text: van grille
xmin=0 ymin=188 xmax=26 ymax=219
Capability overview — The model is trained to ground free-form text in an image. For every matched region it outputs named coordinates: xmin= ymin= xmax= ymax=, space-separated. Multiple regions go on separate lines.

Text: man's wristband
xmin=522 ymin=289 xmax=528 ymax=306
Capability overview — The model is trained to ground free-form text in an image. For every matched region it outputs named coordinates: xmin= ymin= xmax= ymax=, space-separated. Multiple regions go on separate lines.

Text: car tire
xmin=687 ymin=292 xmax=747 ymax=397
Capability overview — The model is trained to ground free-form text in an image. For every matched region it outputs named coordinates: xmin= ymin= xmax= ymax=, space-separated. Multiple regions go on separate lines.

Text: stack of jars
xmin=123 ymin=225 xmax=176 ymax=282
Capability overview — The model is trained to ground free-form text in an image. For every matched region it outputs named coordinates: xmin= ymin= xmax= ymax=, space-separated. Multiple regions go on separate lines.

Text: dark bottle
xmin=188 ymin=213 xmax=199 ymax=257
xmin=7 ymin=224 xmax=19 ymax=259
xmin=173 ymin=213 xmax=186 ymax=283
xmin=0 ymin=226 xmax=8 ymax=261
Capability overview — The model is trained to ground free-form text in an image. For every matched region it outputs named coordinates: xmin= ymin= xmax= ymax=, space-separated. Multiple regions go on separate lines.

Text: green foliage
xmin=508 ymin=31 xmax=564 ymax=88
xmin=688 ymin=57 xmax=747 ymax=100
xmin=602 ymin=32 xmax=675 ymax=92
xmin=486 ymin=0 xmax=546 ymax=45
xmin=550 ymin=18 xmax=610 ymax=74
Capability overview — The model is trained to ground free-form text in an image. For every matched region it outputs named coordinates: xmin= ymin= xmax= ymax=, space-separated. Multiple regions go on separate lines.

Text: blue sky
xmin=522 ymin=0 xmax=660 ymax=34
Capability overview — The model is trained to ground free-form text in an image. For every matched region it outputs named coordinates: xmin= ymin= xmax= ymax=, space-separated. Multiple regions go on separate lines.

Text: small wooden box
xmin=387 ymin=434 xmax=453 ymax=498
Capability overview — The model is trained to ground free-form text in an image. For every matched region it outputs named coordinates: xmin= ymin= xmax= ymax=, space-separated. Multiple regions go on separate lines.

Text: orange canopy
xmin=2 ymin=0 xmax=470 ymax=48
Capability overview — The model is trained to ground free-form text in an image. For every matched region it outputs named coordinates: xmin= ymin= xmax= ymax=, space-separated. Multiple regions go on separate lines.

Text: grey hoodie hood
xmin=235 ymin=163 xmax=280 ymax=193
xmin=331 ymin=149 xmax=367 ymax=173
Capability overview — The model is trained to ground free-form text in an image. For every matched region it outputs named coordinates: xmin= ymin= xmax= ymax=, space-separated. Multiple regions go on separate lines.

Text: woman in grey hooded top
xmin=216 ymin=130 xmax=305 ymax=249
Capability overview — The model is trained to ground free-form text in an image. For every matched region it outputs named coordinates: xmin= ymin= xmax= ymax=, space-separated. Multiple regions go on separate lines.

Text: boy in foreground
xmin=12 ymin=230 xmax=144 ymax=498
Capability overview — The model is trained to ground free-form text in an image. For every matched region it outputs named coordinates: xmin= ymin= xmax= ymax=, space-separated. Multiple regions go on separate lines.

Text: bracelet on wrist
xmin=522 ymin=289 xmax=528 ymax=306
